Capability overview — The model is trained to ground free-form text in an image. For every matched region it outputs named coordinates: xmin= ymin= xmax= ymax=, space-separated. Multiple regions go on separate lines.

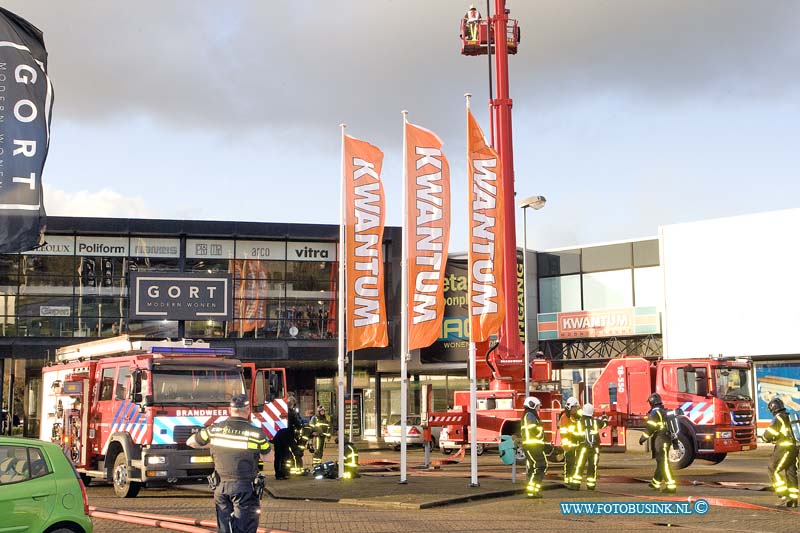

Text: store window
xmin=0 ymin=255 xmax=19 ymax=285
xmin=634 ymin=266 xmax=663 ymax=307
xmin=229 ymin=260 xmax=284 ymax=339
xmin=537 ymin=251 xmax=581 ymax=277
xmin=538 ymin=275 xmax=581 ymax=313
xmin=582 ymin=270 xmax=633 ymax=310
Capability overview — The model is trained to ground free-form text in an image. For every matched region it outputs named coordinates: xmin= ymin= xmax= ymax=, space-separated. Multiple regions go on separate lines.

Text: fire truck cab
xmin=593 ymin=357 xmax=757 ymax=468
xmin=41 ymin=336 xmax=248 ymax=497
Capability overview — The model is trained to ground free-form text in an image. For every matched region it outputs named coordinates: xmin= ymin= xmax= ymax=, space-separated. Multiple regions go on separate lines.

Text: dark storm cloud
xmin=4 ymin=0 xmax=798 ymax=139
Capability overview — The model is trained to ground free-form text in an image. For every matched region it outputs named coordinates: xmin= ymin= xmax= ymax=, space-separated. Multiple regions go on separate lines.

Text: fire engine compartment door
xmin=80 ymin=378 xmax=90 ymax=465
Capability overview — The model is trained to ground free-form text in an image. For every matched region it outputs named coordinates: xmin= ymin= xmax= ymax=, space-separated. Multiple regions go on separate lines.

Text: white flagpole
xmin=400 ymin=110 xmax=409 ymax=484
xmin=465 ymin=93 xmax=479 ymax=488
xmin=338 ymin=123 xmax=347 ymax=479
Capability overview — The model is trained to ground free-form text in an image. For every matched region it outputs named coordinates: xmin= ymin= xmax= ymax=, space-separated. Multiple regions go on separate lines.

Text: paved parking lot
xmin=87 ymin=445 xmax=800 ymax=532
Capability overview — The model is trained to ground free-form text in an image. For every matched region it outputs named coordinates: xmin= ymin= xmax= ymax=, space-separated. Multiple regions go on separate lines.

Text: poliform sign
xmin=129 ymin=273 xmax=233 ymax=321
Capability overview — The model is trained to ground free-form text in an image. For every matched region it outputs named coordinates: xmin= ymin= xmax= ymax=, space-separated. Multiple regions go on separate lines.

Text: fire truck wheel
xmin=547 ymin=447 xmax=565 ymax=464
xmin=475 ymin=443 xmax=485 ymax=456
xmin=702 ymin=453 xmax=727 ymax=464
xmin=668 ymin=433 xmax=695 ymax=470
xmin=112 ymin=453 xmax=141 ymax=498
xmin=79 ymin=473 xmax=92 ymax=487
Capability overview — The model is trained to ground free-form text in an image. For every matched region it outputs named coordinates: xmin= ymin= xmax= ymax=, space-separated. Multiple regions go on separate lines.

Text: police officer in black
xmin=187 ymin=394 xmax=271 ymax=533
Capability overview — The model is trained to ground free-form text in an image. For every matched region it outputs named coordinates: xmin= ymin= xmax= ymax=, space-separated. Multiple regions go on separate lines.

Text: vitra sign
xmin=129 ymin=273 xmax=232 ymax=321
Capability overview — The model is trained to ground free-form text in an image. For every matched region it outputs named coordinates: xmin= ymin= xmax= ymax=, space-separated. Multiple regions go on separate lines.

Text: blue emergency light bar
xmin=149 ymin=346 xmax=235 ymax=356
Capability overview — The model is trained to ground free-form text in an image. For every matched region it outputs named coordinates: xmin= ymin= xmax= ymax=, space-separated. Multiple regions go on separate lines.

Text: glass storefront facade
xmin=537 ymin=239 xmax=661 ymax=314
xmin=536 ymin=239 xmax=663 ymax=392
xmin=0 ymin=217 xmax=403 ymax=442
xmin=1 ymin=234 xmax=340 ymax=341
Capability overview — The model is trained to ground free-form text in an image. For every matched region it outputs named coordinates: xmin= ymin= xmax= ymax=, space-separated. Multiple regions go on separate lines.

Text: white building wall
xmin=660 ymin=208 xmax=800 ymax=359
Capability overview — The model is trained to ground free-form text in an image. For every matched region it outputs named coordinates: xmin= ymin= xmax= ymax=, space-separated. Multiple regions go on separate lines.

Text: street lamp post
xmin=518 ymin=195 xmax=546 ymax=396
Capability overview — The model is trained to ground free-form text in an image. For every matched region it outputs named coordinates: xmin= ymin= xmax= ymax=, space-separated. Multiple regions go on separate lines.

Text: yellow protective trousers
xmin=652 ymin=438 xmax=676 ymax=491
xmin=572 ymin=445 xmax=600 ymax=489
xmin=769 ymin=443 xmax=798 ymax=500
xmin=523 ymin=444 xmax=547 ymax=496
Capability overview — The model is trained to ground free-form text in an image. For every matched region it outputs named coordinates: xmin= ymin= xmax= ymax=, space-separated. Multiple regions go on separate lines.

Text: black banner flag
xmin=0 ymin=7 xmax=54 ymax=253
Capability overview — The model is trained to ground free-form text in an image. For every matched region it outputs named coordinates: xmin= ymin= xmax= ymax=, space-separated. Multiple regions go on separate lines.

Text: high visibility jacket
xmin=344 ymin=443 xmax=358 ymax=467
xmin=309 ymin=414 xmax=332 ymax=438
xmin=642 ymin=407 xmax=669 ymax=440
xmin=559 ymin=411 xmax=576 ymax=448
xmin=521 ymin=410 xmax=545 ymax=446
xmin=574 ymin=413 xmax=607 ymax=447
xmin=764 ymin=412 xmax=796 ymax=447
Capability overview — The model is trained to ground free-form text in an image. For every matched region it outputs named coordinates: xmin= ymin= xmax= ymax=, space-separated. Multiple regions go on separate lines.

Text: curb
xmin=266 ymin=481 xmax=568 ymax=509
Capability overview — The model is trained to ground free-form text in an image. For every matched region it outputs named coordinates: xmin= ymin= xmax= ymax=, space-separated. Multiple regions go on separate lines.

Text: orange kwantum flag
xmin=467 ymin=110 xmax=505 ymax=343
xmin=405 ymin=122 xmax=451 ymax=351
xmin=344 ymin=135 xmax=388 ymax=351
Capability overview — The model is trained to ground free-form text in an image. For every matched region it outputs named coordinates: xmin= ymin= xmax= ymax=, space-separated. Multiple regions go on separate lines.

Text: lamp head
xmin=518 ymin=195 xmax=547 ymax=210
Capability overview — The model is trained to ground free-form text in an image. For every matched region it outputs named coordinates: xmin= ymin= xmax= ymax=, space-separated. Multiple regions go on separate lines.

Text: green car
xmin=0 ymin=436 xmax=93 ymax=533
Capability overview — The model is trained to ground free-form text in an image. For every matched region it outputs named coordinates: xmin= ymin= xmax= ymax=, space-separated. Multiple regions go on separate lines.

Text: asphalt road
xmin=86 ymin=445 xmax=799 ymax=533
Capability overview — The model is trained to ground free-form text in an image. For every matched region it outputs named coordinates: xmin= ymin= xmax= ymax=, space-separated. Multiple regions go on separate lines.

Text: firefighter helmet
xmin=524 ymin=396 xmax=542 ymax=410
xmin=768 ymin=397 xmax=786 ymax=415
xmin=229 ymin=394 xmax=249 ymax=409
xmin=565 ymin=396 xmax=580 ymax=411
xmin=647 ymin=393 xmax=663 ymax=408
xmin=582 ymin=403 xmax=594 ymax=417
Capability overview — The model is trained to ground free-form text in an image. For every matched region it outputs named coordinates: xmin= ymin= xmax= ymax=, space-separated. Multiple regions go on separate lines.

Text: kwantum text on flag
xmin=405 ymin=123 xmax=451 ymax=351
xmin=466 ymin=110 xmax=505 ymax=343
xmin=344 ymin=136 xmax=388 ymax=351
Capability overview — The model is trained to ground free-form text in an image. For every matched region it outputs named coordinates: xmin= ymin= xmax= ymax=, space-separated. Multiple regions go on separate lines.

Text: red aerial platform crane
xmin=428 ymin=3 xmax=563 ymax=458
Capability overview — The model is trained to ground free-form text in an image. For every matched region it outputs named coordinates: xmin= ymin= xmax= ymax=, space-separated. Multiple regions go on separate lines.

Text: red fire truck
xmin=592 ymin=357 xmax=757 ymax=468
xmin=433 ymin=359 xmax=562 ymax=458
xmin=40 ymin=336 xmax=288 ymax=497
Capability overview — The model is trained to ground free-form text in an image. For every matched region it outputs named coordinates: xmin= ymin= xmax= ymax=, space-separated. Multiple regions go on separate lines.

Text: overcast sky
xmin=5 ymin=0 xmax=799 ymax=251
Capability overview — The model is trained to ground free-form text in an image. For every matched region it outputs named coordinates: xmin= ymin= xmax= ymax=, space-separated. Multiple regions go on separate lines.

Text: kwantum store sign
xmin=537 ymin=306 xmax=661 ymax=340
xmin=130 ymin=273 xmax=232 ymax=321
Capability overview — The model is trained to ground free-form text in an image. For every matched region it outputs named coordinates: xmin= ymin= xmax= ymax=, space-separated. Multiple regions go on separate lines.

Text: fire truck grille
xmin=735 ymin=428 xmax=754 ymax=442
xmin=731 ymin=411 xmax=753 ymax=426
xmin=173 ymin=425 xmax=202 ymax=443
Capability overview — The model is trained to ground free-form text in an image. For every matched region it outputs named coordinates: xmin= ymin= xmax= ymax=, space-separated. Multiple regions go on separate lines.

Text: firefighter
xmin=187 ymin=395 xmax=271 ymax=533
xmin=762 ymin=398 xmax=798 ymax=507
xmin=309 ymin=405 xmax=332 ymax=466
xmin=343 ymin=441 xmax=360 ymax=479
xmin=559 ymin=396 xmax=580 ymax=488
xmin=272 ymin=395 xmax=301 ymax=480
xmin=570 ymin=403 xmax=608 ymax=490
xmin=463 ymin=4 xmax=482 ymax=41
xmin=286 ymin=396 xmax=307 ymax=475
xmin=521 ymin=396 xmax=547 ymax=498
xmin=638 ymin=393 xmax=677 ymax=493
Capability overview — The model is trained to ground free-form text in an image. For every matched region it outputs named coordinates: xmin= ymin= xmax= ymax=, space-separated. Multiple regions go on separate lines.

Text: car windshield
xmin=714 ymin=367 xmax=752 ymax=401
xmin=152 ymin=369 xmax=244 ymax=404
xmin=387 ymin=415 xmax=421 ymax=426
